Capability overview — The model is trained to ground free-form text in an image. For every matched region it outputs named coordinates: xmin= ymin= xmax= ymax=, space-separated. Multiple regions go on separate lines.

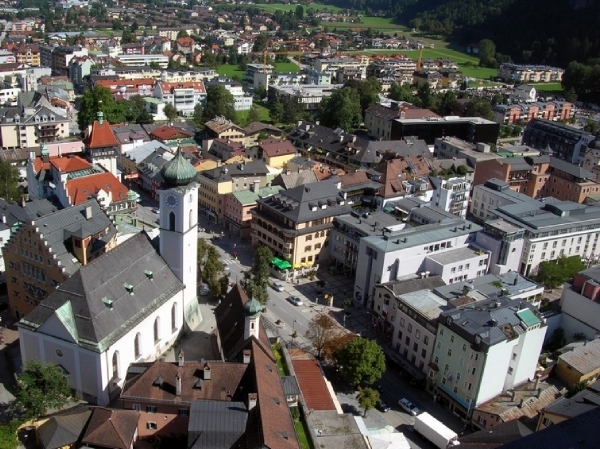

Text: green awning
xmin=272 ymin=257 xmax=292 ymax=270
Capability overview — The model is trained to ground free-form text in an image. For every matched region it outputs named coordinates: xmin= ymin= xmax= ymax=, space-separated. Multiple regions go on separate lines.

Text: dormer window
xmin=50 ymin=115 xmax=55 ymax=121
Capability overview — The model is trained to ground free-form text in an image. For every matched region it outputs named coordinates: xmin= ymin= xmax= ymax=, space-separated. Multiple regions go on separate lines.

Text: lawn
xmin=216 ymin=65 xmax=245 ymax=79
xmin=324 ymin=16 xmax=407 ymax=34
xmin=274 ymin=61 xmax=299 ymax=73
xmin=237 ymin=103 xmax=271 ymax=125
xmin=535 ymin=83 xmax=563 ymax=94
xmin=256 ymin=2 xmax=345 ymax=13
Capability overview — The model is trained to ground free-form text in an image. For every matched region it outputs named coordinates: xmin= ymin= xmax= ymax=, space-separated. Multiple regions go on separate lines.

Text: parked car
xmin=199 ymin=283 xmax=210 ymax=296
xmin=271 ymin=281 xmax=285 ymax=292
xmin=287 ymin=295 xmax=303 ymax=306
xmin=398 ymin=398 xmax=420 ymax=416
xmin=375 ymin=400 xmax=390 ymax=412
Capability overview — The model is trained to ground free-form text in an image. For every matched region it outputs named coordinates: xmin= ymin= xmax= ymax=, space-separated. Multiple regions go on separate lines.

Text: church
xmin=17 ymin=145 xmax=202 ymax=406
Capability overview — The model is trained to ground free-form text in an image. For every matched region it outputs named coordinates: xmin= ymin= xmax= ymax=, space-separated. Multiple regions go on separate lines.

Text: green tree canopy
xmin=247 ymin=104 xmax=262 ymax=124
xmin=197 ymin=239 xmax=229 ymax=298
xmin=0 ymin=160 xmax=22 ymax=201
xmin=344 ymin=77 xmax=381 ymax=113
xmin=318 ymin=87 xmax=362 ymax=132
xmin=536 ymin=256 xmax=585 ymax=289
xmin=334 ymin=338 xmax=386 ymax=388
xmin=389 ymin=82 xmax=415 ymax=103
xmin=357 ymin=387 xmax=379 ymax=417
xmin=164 ymin=103 xmax=178 ymax=121
xmin=253 ymin=33 xmax=268 ymax=52
xmin=16 ymin=360 xmax=72 ymax=420
xmin=193 ymin=103 xmax=204 ymax=128
xmin=462 ymin=97 xmax=494 ymax=120
xmin=203 ymin=84 xmax=237 ymax=123
xmin=77 ymin=86 xmax=125 ymax=131
xmin=243 ymin=245 xmax=273 ymax=304
xmin=305 ymin=314 xmax=346 ymax=359
xmin=478 ymin=39 xmax=497 ymax=67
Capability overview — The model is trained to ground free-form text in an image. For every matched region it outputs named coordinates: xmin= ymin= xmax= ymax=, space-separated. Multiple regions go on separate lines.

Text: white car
xmin=398 ymin=398 xmax=420 ymax=416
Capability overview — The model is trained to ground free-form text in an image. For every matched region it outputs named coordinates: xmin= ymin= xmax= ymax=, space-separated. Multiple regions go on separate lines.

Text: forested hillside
xmin=326 ymin=0 xmax=600 ymax=68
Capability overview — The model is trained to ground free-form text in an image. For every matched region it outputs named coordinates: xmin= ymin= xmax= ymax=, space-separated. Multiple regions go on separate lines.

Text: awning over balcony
xmin=272 ymin=257 xmax=292 ymax=270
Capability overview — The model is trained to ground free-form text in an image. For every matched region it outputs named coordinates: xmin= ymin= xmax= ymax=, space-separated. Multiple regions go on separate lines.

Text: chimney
xmin=243 ymin=349 xmax=251 ymax=364
xmin=247 ymin=393 xmax=257 ymax=410
xmin=85 ymin=205 xmax=92 ymax=219
xmin=534 ymin=374 xmax=540 ymax=390
xmin=175 ymin=371 xmax=182 ymax=396
xmin=178 ymin=349 xmax=184 ymax=367
xmin=251 ymin=180 xmax=260 ymax=193
xmin=203 ymin=362 xmax=211 ymax=380
xmin=510 ymin=390 xmax=516 ymax=402
xmin=519 ymin=398 xmax=524 ymax=408
xmin=536 ymin=388 xmax=542 ymax=399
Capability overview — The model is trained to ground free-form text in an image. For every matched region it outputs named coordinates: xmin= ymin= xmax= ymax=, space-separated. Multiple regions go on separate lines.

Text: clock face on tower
xmin=166 ymin=194 xmax=179 ymax=208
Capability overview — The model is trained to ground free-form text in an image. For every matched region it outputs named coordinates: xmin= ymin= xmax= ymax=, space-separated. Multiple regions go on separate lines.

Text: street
xmin=123 ymin=194 xmax=467 ymax=446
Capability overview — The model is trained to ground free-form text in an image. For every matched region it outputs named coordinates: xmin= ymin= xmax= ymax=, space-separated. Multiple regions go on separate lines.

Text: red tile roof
xmin=81 ymin=408 xmax=139 ymax=449
xmin=158 ymin=81 xmax=206 ymax=94
xmin=49 ymin=155 xmax=92 ymax=173
xmin=84 ymin=118 xmax=119 ymax=148
xmin=150 ymin=126 xmax=193 ymax=141
xmin=66 ymin=172 xmax=129 ymax=205
xmin=258 ymin=139 xmax=297 ymax=158
xmin=291 ymin=358 xmax=337 ymax=411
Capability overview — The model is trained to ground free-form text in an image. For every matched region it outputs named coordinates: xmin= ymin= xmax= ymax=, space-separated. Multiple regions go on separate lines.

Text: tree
xmin=121 ymin=27 xmax=137 ymax=44
xmin=136 ymin=108 xmax=154 ymax=125
xmin=177 ymin=29 xmax=189 ymax=38
xmin=197 ymin=239 xmax=229 ymax=298
xmin=15 ymin=360 xmax=72 ymax=420
xmin=247 ymin=104 xmax=262 ymax=124
xmin=305 ymin=314 xmax=340 ymax=359
xmin=389 ymin=82 xmax=414 ymax=103
xmin=0 ymin=160 xmax=21 ymax=201
xmin=295 ymin=5 xmax=304 ymax=20
xmin=268 ymin=97 xmax=284 ymax=124
xmin=463 ymin=98 xmax=494 ymax=120
xmin=243 ymin=246 xmax=273 ymax=304
xmin=78 ymin=86 xmax=126 ymax=132
xmin=357 ymin=387 xmax=379 ymax=417
xmin=203 ymin=84 xmax=237 ymax=123
xmin=253 ymin=33 xmax=268 ymax=52
xmin=478 ymin=39 xmax=496 ymax=67
xmin=334 ymin=338 xmax=386 ymax=388
xmin=536 ymin=256 xmax=585 ymax=289
xmin=318 ymin=87 xmax=362 ymax=132
xmin=192 ymin=103 xmax=204 ymax=128
xmin=164 ymin=103 xmax=178 ymax=121
xmin=345 ymin=77 xmax=381 ymax=114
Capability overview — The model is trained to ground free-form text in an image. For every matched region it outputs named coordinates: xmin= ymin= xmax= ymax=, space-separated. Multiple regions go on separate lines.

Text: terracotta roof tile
xmin=291 ymin=358 xmax=337 ymax=411
xmin=81 ymin=408 xmax=139 ymax=449
xmin=121 ymin=360 xmax=250 ymax=403
xmin=84 ymin=118 xmax=119 ymax=148
xmin=49 ymin=155 xmax=92 ymax=173
xmin=259 ymin=139 xmax=296 ymax=157
xmin=66 ymin=172 xmax=129 ymax=205
xmin=150 ymin=126 xmax=193 ymax=141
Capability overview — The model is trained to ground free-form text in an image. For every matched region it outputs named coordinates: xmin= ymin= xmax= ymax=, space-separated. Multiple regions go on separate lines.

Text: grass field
xmin=534 ymin=83 xmax=563 ymax=94
xmin=216 ymin=62 xmax=298 ymax=79
xmin=324 ymin=16 xmax=407 ymax=34
xmin=237 ymin=103 xmax=271 ymax=125
xmin=257 ymin=2 xmax=344 ymax=13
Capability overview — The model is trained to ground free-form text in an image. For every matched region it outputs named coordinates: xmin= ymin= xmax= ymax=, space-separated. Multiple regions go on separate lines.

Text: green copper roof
xmin=244 ymin=297 xmax=262 ymax=318
xmin=161 ymin=145 xmax=196 ymax=187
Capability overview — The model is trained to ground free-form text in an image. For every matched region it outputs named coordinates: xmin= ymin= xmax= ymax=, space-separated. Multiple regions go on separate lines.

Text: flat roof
xmin=397 ymin=289 xmax=451 ymax=321
xmin=427 ymin=246 xmax=483 ymax=264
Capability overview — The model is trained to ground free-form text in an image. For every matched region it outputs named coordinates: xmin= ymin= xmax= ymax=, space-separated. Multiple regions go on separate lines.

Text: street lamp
xmin=292 ymin=319 xmax=298 ymax=347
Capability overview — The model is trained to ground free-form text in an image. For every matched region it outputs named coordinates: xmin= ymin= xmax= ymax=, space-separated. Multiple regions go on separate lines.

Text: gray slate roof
xmin=281 ymin=376 xmax=301 ymax=396
xmin=258 ymin=179 xmax=351 ymax=223
xmin=549 ymin=157 xmax=597 ymax=180
xmin=541 ymin=380 xmax=600 ymax=418
xmin=199 ymin=160 xmax=269 ymax=182
xmin=19 ymin=232 xmax=183 ymax=353
xmin=188 ymin=401 xmax=248 ymax=449
xmin=0 ymin=198 xmax=57 ymax=228
xmin=38 ymin=410 xmax=92 ymax=449
xmin=438 ymin=298 xmax=543 ymax=350
xmin=33 ymin=199 xmax=115 ymax=276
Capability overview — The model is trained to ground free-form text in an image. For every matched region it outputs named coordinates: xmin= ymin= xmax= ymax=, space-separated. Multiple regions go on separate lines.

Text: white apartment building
xmin=491 ymin=197 xmax=600 ymax=276
xmin=313 ymin=56 xmax=368 ymax=77
xmin=431 ymin=298 xmax=546 ymax=418
xmin=154 ymin=81 xmax=207 ymax=117
xmin=0 ymin=87 xmax=20 ymax=106
xmin=117 ymin=54 xmax=169 ymax=68
xmin=160 ymin=70 xmax=218 ymax=83
xmin=353 ymin=219 xmax=488 ymax=308
xmin=270 ymin=84 xmax=343 ymax=111
xmin=373 ymin=280 xmax=447 ymax=381
xmin=430 ymin=177 xmax=471 ymax=219
xmin=470 ymin=179 xmax=535 ymax=223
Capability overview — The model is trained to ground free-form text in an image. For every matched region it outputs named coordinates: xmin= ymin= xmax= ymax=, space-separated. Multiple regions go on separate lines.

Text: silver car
xmin=271 ymin=281 xmax=285 ymax=292
xmin=287 ymin=295 xmax=303 ymax=306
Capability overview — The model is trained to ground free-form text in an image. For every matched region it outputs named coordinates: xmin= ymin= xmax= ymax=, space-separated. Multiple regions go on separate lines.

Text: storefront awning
xmin=272 ymin=257 xmax=292 ymax=270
